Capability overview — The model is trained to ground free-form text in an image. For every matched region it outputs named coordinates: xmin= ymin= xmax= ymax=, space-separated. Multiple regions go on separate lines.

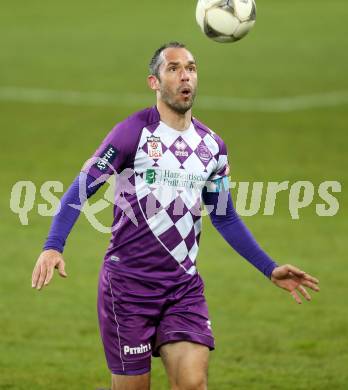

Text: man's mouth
xmin=180 ymin=87 xmax=192 ymax=98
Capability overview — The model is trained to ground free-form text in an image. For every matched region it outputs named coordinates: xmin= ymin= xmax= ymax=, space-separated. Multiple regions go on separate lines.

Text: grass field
xmin=1 ymin=0 xmax=348 ymax=389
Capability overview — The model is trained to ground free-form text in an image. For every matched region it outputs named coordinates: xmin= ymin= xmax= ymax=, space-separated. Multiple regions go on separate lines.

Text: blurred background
xmin=0 ymin=0 xmax=347 ymax=389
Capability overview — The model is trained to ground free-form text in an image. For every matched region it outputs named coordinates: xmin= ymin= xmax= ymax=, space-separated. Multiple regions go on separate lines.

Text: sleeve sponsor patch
xmin=94 ymin=144 xmax=118 ymax=172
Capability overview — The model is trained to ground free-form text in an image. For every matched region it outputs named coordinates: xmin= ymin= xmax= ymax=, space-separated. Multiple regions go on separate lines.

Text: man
xmin=32 ymin=42 xmax=320 ymax=390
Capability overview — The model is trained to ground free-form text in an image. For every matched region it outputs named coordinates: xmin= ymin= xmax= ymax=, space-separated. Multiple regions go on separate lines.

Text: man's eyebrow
xmin=166 ymin=60 xmax=197 ymax=66
xmin=166 ymin=61 xmax=180 ymax=66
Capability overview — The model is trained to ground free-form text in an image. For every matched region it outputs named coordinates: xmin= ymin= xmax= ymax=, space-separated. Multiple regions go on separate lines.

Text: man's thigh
xmin=153 ymin=273 xmax=215 ymax=356
xmin=111 ymin=372 xmax=151 ymax=390
xmin=155 ymin=274 xmax=213 ymax=389
xmin=98 ymin=267 xmax=160 ymax=375
xmin=160 ymin=341 xmax=209 ymax=390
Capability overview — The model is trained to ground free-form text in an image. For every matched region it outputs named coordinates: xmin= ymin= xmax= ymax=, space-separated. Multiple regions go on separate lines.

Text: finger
xmin=32 ymin=264 xmax=40 ymax=288
xmin=290 ymin=290 xmax=302 ymax=304
xmin=37 ymin=265 xmax=47 ymax=290
xmin=303 ymin=273 xmax=319 ymax=284
xmin=287 ymin=265 xmax=306 ymax=277
xmin=44 ymin=265 xmax=54 ymax=286
xmin=302 ymin=279 xmax=320 ymax=292
xmin=57 ymin=261 xmax=67 ymax=278
xmin=297 ymin=285 xmax=311 ymax=301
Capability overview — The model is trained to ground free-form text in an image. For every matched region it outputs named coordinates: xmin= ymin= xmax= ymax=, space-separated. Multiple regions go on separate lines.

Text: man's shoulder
xmin=104 ymin=106 xmax=160 ymax=152
xmin=192 ymin=116 xmax=226 ymax=151
xmin=117 ymin=106 xmax=160 ymax=132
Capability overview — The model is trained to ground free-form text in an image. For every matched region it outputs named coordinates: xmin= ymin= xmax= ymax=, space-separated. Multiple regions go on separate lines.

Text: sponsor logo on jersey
xmin=95 ymin=144 xmax=117 ymax=172
xmin=197 ymin=144 xmax=212 ymax=163
xmin=174 ymin=139 xmax=189 ymax=157
xmin=145 ymin=169 xmax=157 ymax=184
xmin=147 ymin=136 xmax=163 ymax=158
xmin=145 ymin=168 xmax=206 ymax=190
xmin=124 ymin=343 xmax=151 ymax=356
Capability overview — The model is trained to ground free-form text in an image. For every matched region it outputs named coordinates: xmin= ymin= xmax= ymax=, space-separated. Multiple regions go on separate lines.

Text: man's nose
xmin=180 ymin=69 xmax=190 ymax=81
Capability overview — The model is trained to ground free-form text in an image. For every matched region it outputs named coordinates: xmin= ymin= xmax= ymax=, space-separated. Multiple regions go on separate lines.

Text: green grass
xmin=1 ymin=0 xmax=348 ymax=389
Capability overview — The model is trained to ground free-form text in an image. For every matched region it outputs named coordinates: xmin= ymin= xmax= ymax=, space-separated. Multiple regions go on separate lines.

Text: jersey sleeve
xmin=43 ymin=172 xmax=104 ymax=253
xmin=209 ymin=134 xmax=229 ymax=180
xmin=207 ymin=134 xmax=230 ymax=192
xmin=81 ymin=121 xmax=137 ymax=180
xmin=202 ymin=188 xmax=278 ymax=278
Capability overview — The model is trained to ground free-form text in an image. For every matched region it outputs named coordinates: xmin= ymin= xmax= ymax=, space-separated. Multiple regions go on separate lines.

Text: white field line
xmin=1 ymin=86 xmax=348 ymax=112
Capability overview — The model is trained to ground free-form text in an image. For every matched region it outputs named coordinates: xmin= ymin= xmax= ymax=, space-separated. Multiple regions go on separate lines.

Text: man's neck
xmin=156 ymin=101 xmax=192 ymax=131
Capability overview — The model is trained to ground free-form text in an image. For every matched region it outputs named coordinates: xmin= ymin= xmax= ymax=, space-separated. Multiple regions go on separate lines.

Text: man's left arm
xmin=202 ymin=185 xmax=320 ymax=304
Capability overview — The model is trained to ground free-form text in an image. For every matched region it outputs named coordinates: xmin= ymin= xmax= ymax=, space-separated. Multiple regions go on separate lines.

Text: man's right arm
xmin=31 ymin=172 xmax=104 ymax=290
xmin=32 ymin=116 xmax=143 ymax=290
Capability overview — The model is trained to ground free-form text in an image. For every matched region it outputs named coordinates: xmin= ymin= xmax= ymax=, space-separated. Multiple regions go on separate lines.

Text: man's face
xmin=151 ymin=48 xmax=198 ymax=114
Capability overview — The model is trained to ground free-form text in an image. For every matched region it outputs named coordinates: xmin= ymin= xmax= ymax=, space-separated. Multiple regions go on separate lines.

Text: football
xmin=196 ymin=0 xmax=256 ymax=43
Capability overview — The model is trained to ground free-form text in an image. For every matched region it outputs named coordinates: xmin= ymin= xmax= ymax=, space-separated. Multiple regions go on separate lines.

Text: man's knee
xmin=174 ymin=372 xmax=207 ymax=390
xmin=111 ymin=372 xmax=150 ymax=390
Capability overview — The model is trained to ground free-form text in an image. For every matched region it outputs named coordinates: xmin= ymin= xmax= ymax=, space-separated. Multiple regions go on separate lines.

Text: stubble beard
xmin=160 ymin=84 xmax=197 ymax=115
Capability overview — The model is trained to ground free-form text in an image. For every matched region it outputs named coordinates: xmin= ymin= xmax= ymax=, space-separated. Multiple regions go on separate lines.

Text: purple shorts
xmin=97 ymin=261 xmax=215 ymax=375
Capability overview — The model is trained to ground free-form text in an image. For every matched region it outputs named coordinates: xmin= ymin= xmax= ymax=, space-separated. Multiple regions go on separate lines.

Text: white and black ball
xmin=196 ymin=0 xmax=257 ymax=43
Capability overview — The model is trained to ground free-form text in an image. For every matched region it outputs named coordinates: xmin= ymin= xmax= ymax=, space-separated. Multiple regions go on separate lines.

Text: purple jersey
xmin=41 ymin=105 xmax=278 ymax=375
xmin=82 ymin=106 xmax=228 ymax=283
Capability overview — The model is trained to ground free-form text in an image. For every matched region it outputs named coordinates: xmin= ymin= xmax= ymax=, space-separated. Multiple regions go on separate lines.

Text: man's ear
xmin=147 ymin=75 xmax=160 ymax=91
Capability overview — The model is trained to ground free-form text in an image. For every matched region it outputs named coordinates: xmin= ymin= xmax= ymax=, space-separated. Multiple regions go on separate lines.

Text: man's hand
xmin=31 ymin=249 xmax=67 ymax=290
xmin=271 ymin=264 xmax=319 ymax=304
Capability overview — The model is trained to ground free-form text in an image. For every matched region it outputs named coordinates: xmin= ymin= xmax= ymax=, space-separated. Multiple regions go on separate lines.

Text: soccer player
xmin=32 ymin=42 xmax=320 ymax=390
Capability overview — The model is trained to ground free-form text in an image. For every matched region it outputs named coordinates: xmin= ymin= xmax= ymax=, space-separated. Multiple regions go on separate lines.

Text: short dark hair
xmin=149 ymin=41 xmax=186 ymax=79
